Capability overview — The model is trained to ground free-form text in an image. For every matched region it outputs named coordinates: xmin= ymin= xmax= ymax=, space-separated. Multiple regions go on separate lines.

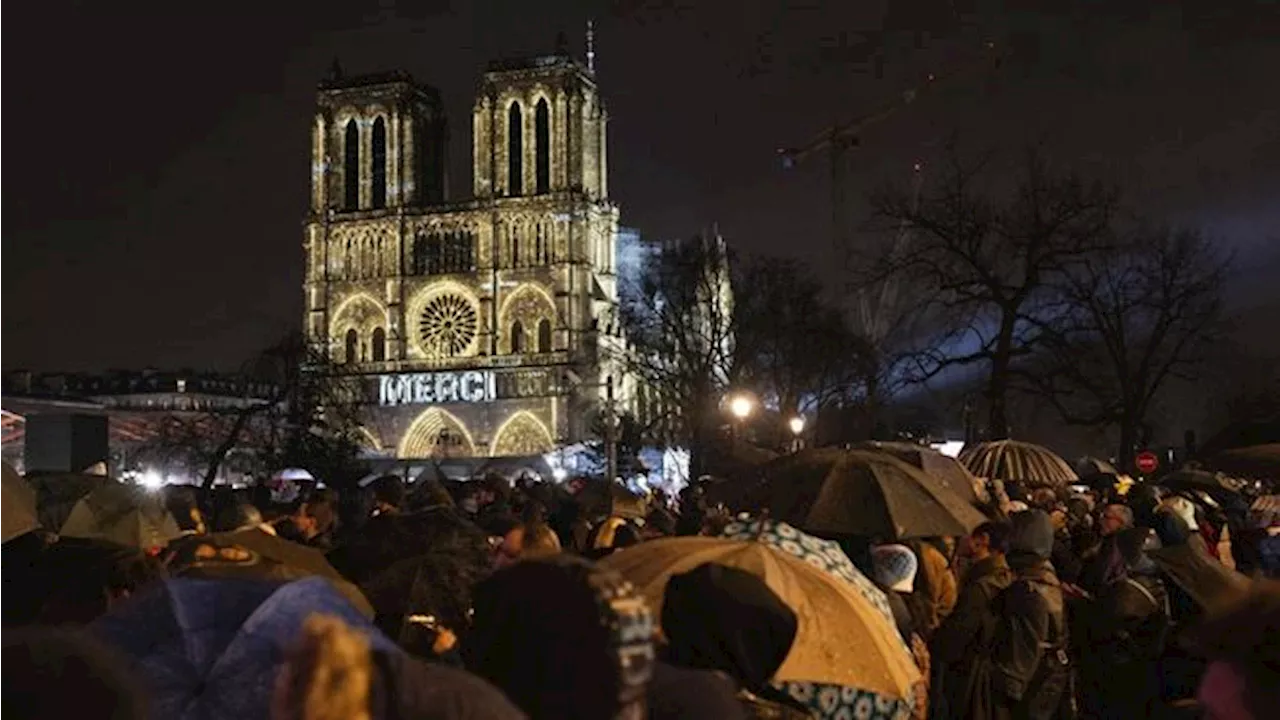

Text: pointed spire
xmin=555 ymin=30 xmax=569 ymax=56
xmin=586 ymin=20 xmax=596 ymax=73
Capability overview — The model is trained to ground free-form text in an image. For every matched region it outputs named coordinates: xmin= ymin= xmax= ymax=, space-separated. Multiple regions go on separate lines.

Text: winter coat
xmin=931 ymin=554 xmax=1014 ymax=719
xmin=991 ymin=558 xmax=1073 ymax=720
xmin=910 ymin=540 xmax=958 ymax=636
xmin=1077 ymin=569 xmax=1169 ymax=719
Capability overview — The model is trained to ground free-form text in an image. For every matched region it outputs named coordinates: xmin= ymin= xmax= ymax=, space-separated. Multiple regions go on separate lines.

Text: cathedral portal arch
xmin=490 ymin=411 xmax=555 ymax=457
xmin=398 ymin=408 xmax=477 ymax=459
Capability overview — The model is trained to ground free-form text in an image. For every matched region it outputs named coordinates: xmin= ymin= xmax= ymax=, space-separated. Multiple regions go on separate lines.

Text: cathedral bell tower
xmin=311 ymin=67 xmax=449 ymax=214
xmin=471 ymin=49 xmax=608 ymax=200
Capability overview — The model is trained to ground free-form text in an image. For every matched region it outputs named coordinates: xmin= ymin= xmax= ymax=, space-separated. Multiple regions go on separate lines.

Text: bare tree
xmin=865 ymin=147 xmax=1118 ymax=438
xmin=736 ymin=255 xmax=866 ymax=425
xmin=619 ymin=232 xmax=736 ymax=476
xmin=1022 ymin=228 xmax=1231 ymax=470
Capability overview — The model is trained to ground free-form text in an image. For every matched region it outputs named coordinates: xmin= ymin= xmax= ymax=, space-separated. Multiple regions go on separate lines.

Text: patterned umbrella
xmin=600 ymin=536 xmax=920 ymax=702
xmin=959 ymin=440 xmax=1078 ymax=490
xmin=720 ymin=516 xmax=913 ymax=720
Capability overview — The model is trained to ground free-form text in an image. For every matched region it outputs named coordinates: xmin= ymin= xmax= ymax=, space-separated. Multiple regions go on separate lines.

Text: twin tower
xmin=303 ymin=45 xmax=629 ymax=463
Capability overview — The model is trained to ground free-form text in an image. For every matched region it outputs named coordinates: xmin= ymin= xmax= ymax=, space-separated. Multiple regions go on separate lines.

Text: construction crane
xmin=779 ymin=42 xmax=1005 ymax=402
xmin=778 ymin=40 xmax=1004 ymax=251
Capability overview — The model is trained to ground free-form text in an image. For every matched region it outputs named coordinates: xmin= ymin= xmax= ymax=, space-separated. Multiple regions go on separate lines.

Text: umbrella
xmin=3 ymin=463 xmax=40 ymax=543
xmin=719 ymin=516 xmax=910 ymax=720
xmin=1203 ymin=444 xmax=1280 ymax=481
xmin=169 ymin=529 xmax=375 ymax=618
xmin=1160 ymin=469 xmax=1245 ymax=497
xmin=60 ymin=483 xmax=183 ymax=549
xmin=851 ymin=441 xmax=981 ymax=506
xmin=26 ymin=471 xmax=109 ymax=534
xmin=92 ymin=576 xmax=397 ymax=720
xmin=1148 ymin=542 xmax=1252 ymax=611
xmin=762 ymin=448 xmax=986 ymax=539
xmin=271 ymin=468 xmax=315 ymax=482
xmin=600 ymin=536 xmax=920 ymax=700
xmin=959 ymin=440 xmax=1078 ymax=490
xmin=1075 ymin=456 xmax=1119 ymax=479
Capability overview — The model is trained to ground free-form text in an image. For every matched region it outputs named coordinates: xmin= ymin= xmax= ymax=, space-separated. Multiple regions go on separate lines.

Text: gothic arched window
xmin=372 ymin=327 xmax=386 ymax=362
xmin=507 ymin=102 xmax=523 ymax=196
xmin=511 ymin=225 xmax=521 ymax=268
xmin=344 ymin=328 xmax=359 ymax=364
xmin=510 ymin=320 xmax=524 ymax=354
xmin=535 ymin=98 xmax=550 ymax=194
xmin=343 ymin=119 xmax=360 ymax=210
xmin=371 ymin=117 xmax=387 ymax=209
xmin=537 ymin=318 xmax=552 ymax=353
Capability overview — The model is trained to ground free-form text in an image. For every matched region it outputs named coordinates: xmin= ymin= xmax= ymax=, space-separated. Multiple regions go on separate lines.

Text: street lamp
xmin=728 ymin=393 xmax=755 ymax=420
xmin=788 ymin=416 xmax=806 ymax=453
xmin=787 ymin=416 xmax=806 ymax=436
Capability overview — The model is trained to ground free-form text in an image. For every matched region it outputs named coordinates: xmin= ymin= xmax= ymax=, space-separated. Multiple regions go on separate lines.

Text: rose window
xmin=417 ymin=292 xmax=479 ymax=357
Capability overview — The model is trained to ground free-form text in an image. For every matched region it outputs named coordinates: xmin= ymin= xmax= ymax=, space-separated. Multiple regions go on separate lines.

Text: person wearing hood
xmin=1077 ymin=526 xmax=1170 ymax=719
xmin=990 ymin=510 xmax=1074 ymax=720
xmin=660 ymin=562 xmax=816 ymax=719
xmin=932 ymin=521 xmax=1015 ymax=720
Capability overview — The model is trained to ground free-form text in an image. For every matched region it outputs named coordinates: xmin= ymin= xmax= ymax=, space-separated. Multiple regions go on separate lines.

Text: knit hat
xmin=1158 ymin=496 xmax=1199 ymax=531
xmin=870 ymin=544 xmax=918 ymax=593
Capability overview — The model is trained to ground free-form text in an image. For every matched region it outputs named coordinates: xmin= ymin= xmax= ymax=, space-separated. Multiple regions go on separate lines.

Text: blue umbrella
xmin=93 ymin=576 xmax=398 ymax=720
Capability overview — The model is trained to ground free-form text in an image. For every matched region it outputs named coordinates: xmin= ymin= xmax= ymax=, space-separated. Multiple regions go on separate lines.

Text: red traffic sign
xmin=1135 ymin=450 xmax=1160 ymax=475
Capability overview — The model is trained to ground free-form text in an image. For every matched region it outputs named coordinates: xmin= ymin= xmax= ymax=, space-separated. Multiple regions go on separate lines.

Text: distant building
xmin=304 ymin=45 xmax=632 ymax=463
xmin=1 ymin=370 xmax=278 ymax=476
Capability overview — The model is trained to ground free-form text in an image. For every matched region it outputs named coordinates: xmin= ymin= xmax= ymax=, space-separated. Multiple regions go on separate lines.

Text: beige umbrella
xmin=600 ymin=535 xmax=920 ymax=699
xmin=2 ymin=463 xmax=40 ymax=543
xmin=959 ymin=440 xmax=1078 ymax=490
xmin=60 ymin=483 xmax=182 ymax=549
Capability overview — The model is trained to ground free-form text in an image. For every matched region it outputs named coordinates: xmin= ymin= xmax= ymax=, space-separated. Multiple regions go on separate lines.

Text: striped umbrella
xmin=959 ymin=440 xmax=1077 ymax=490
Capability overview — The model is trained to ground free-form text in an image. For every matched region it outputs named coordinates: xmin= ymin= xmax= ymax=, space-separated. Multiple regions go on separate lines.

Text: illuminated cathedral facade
xmin=303 ymin=50 xmax=629 ymax=462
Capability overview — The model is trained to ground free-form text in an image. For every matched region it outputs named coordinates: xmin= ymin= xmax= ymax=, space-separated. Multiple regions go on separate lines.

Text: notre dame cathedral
xmin=303 ymin=42 xmax=631 ymax=464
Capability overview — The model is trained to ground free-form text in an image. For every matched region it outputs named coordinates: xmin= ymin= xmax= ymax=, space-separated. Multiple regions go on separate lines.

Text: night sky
xmin=6 ymin=0 xmax=1278 ymax=373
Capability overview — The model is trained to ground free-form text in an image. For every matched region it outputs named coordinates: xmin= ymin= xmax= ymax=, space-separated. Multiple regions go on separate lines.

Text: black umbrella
xmin=761 ymin=448 xmax=986 ymax=539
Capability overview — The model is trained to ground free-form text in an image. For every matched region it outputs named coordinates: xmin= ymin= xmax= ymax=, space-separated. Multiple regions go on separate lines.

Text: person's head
xmin=870 ymin=544 xmax=919 ymax=593
xmin=661 ymin=563 xmax=797 ymax=693
xmin=1192 ymin=582 xmax=1280 ymax=720
xmin=465 ymin=555 xmax=655 ymax=719
xmin=1099 ymin=504 xmax=1135 ymax=536
xmin=369 ymin=476 xmax=406 ymax=516
xmin=1008 ymin=509 xmax=1055 ymax=563
xmin=3 ymin=627 xmax=147 ymax=719
xmin=965 ymin=521 xmax=1013 ymax=561
xmin=162 ymin=486 xmax=206 ymax=535
xmin=293 ymin=489 xmax=338 ymax=540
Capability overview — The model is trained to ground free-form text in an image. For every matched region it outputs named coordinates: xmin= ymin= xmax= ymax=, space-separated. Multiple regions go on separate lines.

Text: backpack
xmin=993 ymin=575 xmax=1078 ymax=720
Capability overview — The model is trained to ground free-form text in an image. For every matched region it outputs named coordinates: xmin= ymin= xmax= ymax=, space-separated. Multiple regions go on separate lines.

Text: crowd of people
xmin=2 ymin=463 xmax=1278 ymax=720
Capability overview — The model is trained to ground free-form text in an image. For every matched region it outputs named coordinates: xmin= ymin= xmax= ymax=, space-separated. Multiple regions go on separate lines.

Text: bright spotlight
xmin=139 ymin=470 xmax=165 ymax=490
xmin=552 ymin=467 xmax=568 ymax=482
